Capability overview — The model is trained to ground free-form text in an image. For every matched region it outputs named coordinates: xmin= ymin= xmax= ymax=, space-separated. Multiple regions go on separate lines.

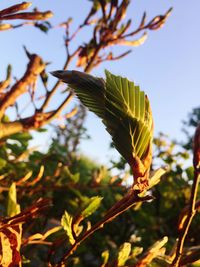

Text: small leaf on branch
xmin=101 ymin=250 xmax=109 ymax=266
xmin=35 ymin=21 xmax=52 ymax=33
xmin=61 ymin=211 xmax=75 ymax=245
xmin=0 ymin=24 xmax=12 ymax=31
xmin=7 ymin=183 xmax=20 ymax=217
xmin=117 ymin=242 xmax=131 ymax=266
xmin=81 ymin=196 xmax=103 ymax=218
xmin=116 ymin=32 xmax=147 ymax=47
xmin=0 ymin=224 xmax=22 ymax=267
xmin=135 ymin=236 xmax=168 ymax=267
xmin=147 ymin=168 xmax=167 ymax=189
xmin=0 ymin=64 xmax=12 ymax=91
xmin=0 ymin=158 xmax=6 ymax=170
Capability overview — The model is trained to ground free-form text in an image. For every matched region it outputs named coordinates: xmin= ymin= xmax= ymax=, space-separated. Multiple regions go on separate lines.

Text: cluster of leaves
xmin=1 ymin=108 xmax=199 ymax=267
xmin=0 ymin=127 xmax=133 ymax=266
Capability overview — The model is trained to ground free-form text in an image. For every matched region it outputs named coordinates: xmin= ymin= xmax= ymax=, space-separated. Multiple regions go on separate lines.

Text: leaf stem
xmin=172 ymin=125 xmax=200 ymax=266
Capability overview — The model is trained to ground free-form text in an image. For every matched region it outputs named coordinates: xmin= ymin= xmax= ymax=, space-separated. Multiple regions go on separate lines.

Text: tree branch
xmin=171 ymin=124 xmax=200 ymax=267
xmin=0 ymin=52 xmax=45 ymax=119
xmin=0 ymin=93 xmax=73 ymax=139
xmin=52 ymin=189 xmax=153 ymax=266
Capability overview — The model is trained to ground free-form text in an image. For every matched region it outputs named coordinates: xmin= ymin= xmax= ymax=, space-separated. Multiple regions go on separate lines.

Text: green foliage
xmin=0 ymin=0 xmax=199 ymax=265
xmin=61 ymin=211 xmax=75 ymax=245
xmin=117 ymin=242 xmax=131 ymax=266
xmin=52 ymin=70 xmax=153 ymax=167
xmin=0 ymin=106 xmax=199 ymax=266
xmin=7 ymin=182 xmax=20 ymax=217
xmin=81 ymin=196 xmax=103 ymax=218
xmin=0 ymin=158 xmax=6 ymax=170
xmin=101 ymin=250 xmax=109 ymax=266
xmin=105 ymin=70 xmax=153 ymax=162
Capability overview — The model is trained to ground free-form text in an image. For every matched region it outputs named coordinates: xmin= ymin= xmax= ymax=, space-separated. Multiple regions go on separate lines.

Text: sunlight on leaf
xmin=101 ymin=250 xmax=109 ymax=267
xmin=82 ymin=196 xmax=103 ymax=218
xmin=135 ymin=236 xmax=168 ymax=267
xmin=118 ymin=242 xmax=131 ymax=266
xmin=61 ymin=211 xmax=75 ymax=245
xmin=7 ymin=182 xmax=20 ymax=217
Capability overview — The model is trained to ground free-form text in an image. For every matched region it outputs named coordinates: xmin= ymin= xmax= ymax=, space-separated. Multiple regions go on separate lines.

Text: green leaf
xmin=9 ymin=132 xmax=32 ymax=147
xmin=101 ymin=250 xmax=109 ymax=266
xmin=36 ymin=128 xmax=47 ymax=132
xmin=192 ymin=261 xmax=200 ymax=266
xmin=7 ymin=183 xmax=20 ymax=217
xmin=105 ymin=70 xmax=153 ymax=164
xmin=35 ymin=21 xmax=52 ymax=33
xmin=135 ymin=236 xmax=168 ymax=266
xmin=0 ymin=158 xmax=6 ymax=170
xmin=118 ymin=242 xmax=131 ymax=266
xmin=51 ymin=70 xmax=153 ymax=166
xmin=185 ymin=166 xmax=194 ymax=180
xmin=51 ymin=70 xmax=105 ymax=118
xmin=92 ymin=0 xmax=101 ymax=11
xmin=62 ymin=166 xmax=80 ymax=183
xmin=132 ymin=246 xmax=143 ymax=257
xmin=61 ymin=211 xmax=75 ymax=245
xmin=81 ymin=196 xmax=103 ymax=218
xmin=148 ymin=168 xmax=167 ymax=189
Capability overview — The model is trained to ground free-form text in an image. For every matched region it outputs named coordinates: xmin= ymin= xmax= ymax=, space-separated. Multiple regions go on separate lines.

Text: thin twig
xmin=172 ymin=124 xmax=200 ymax=266
xmin=171 ymin=171 xmax=200 ymax=266
xmin=41 ymin=49 xmax=79 ymax=112
xmin=43 ymin=92 xmax=74 ymax=125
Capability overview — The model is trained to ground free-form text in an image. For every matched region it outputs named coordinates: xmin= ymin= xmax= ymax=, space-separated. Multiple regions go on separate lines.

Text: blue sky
xmin=0 ymin=1 xmax=200 ymax=164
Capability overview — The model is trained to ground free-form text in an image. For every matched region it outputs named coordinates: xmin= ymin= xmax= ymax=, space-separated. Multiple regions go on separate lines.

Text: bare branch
xmin=0 ymin=93 xmax=73 ymax=139
xmin=0 ymin=52 xmax=45 ymax=119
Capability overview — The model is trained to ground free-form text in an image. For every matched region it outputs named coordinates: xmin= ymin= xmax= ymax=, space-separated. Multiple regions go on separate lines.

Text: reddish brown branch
xmin=1 ymin=198 xmax=52 ymax=227
xmin=53 ymin=190 xmax=153 ymax=266
xmin=0 ymin=53 xmax=45 ymax=118
xmin=41 ymin=92 xmax=74 ymax=125
xmin=0 ymin=93 xmax=73 ymax=139
xmin=0 ymin=11 xmax=53 ymax=21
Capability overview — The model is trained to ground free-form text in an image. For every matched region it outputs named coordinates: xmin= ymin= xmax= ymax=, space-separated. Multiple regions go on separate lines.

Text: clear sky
xmin=0 ymin=1 xmax=200 ymax=164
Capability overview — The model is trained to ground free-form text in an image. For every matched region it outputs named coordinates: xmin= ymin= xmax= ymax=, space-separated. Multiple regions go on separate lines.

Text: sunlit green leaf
xmin=105 ymin=70 xmax=153 ymax=163
xmin=118 ymin=242 xmax=131 ymax=266
xmin=82 ymin=196 xmax=103 ymax=218
xmin=148 ymin=168 xmax=167 ymax=189
xmin=51 ymin=70 xmax=153 ymax=167
xmin=0 ymin=158 xmax=6 ymax=170
xmin=101 ymin=250 xmax=109 ymax=266
xmin=7 ymin=182 xmax=20 ymax=217
xmin=61 ymin=211 xmax=75 ymax=245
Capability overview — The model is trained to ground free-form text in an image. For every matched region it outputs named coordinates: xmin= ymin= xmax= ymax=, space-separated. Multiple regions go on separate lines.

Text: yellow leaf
xmin=117 ymin=32 xmax=148 ymax=47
